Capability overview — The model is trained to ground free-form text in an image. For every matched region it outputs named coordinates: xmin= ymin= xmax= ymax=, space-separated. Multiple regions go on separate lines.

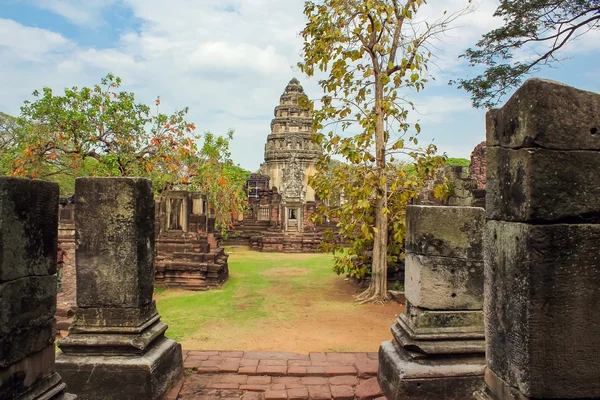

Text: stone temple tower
xmin=260 ymin=78 xmax=322 ymax=232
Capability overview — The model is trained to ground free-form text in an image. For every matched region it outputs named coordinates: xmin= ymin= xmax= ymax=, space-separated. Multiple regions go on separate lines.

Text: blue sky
xmin=1 ymin=0 xmax=599 ymax=171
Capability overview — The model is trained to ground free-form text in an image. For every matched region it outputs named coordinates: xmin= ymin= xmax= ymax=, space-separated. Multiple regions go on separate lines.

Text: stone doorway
xmin=286 ymin=207 xmax=299 ymax=232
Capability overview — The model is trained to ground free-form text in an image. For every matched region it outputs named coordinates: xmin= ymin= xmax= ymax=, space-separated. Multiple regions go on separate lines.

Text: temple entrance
xmin=286 ymin=207 xmax=299 ymax=231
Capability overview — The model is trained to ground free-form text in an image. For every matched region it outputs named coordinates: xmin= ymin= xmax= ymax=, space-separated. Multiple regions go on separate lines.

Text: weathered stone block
xmin=0 ymin=177 xmax=59 ymax=283
xmin=486 ymin=78 xmax=600 ymax=150
xmin=57 ymin=338 xmax=183 ymax=400
xmin=0 ymin=344 xmax=71 ymax=399
xmin=378 ymin=340 xmax=485 ymax=400
xmin=486 ymin=146 xmax=600 ymax=222
xmin=405 ymin=254 xmax=483 ymax=310
xmin=485 ymin=220 xmax=600 ymax=398
xmin=75 ymin=177 xmax=154 ymax=308
xmin=0 ymin=318 xmax=55 ymax=368
xmin=0 ymin=275 xmax=56 ymax=337
xmin=400 ymin=303 xmax=484 ymax=340
xmin=406 ymin=205 xmax=484 ymax=259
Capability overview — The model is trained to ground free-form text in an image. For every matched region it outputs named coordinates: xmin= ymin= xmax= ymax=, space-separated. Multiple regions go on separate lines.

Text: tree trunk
xmin=357 ymin=74 xmax=389 ymax=303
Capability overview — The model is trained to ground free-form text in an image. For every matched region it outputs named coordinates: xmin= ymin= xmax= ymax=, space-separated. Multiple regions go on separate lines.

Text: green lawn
xmin=155 ymin=247 xmax=336 ymax=341
xmin=154 ymin=246 xmax=399 ymax=352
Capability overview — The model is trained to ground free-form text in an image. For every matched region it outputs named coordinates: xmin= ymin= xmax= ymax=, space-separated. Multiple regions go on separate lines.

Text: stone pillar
xmin=56 ymin=178 xmax=183 ymax=399
xmin=378 ymin=205 xmax=486 ymax=399
xmin=476 ymin=79 xmax=600 ymax=399
xmin=0 ymin=177 xmax=74 ymax=399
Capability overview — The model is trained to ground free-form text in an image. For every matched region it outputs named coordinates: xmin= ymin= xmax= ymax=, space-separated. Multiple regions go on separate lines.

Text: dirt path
xmin=156 ymin=247 xmax=404 ymax=353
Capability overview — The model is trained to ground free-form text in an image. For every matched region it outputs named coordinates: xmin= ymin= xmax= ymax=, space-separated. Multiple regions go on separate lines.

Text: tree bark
xmin=357 ymin=74 xmax=389 ymax=303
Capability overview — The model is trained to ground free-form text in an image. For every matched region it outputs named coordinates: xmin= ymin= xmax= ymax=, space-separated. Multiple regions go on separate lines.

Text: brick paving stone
xmin=288 ymin=360 xmax=312 ymax=367
xmin=220 ymin=360 xmax=242 ymax=373
xmin=242 ymin=392 xmax=264 ymax=400
xmin=184 ymin=356 xmax=207 ymax=369
xmin=354 ymin=378 xmax=382 ymax=400
xmin=308 ymin=385 xmax=332 ymax=400
xmin=239 ymin=366 xmax=258 ymax=375
xmin=310 ymin=361 xmax=331 ymax=367
xmin=366 ymin=353 xmax=378 ymax=360
xmin=256 ymin=365 xmax=287 ymax=376
xmin=287 ymin=367 xmax=307 ymax=376
xmin=309 ymin=352 xmax=327 ymax=362
xmin=355 ymin=362 xmax=378 ymax=379
xmin=245 ymin=352 xmax=309 ymax=360
xmin=326 ymin=353 xmax=343 ymax=363
xmin=239 ymin=384 xmax=271 ymax=392
xmin=221 ymin=351 xmax=245 ymax=358
xmin=324 ymin=366 xmax=357 ymax=376
xmin=196 ymin=366 xmax=221 ymax=373
xmin=207 ymin=382 xmax=240 ymax=390
xmin=355 ymin=353 xmax=370 ymax=362
xmin=221 ymin=374 xmax=249 ymax=384
xmin=272 ymin=377 xmax=300 ymax=385
xmin=200 ymin=360 xmax=221 ymax=367
xmin=270 ymin=384 xmax=286 ymax=390
xmin=328 ymin=376 xmax=358 ymax=386
xmin=209 ymin=355 xmax=224 ymax=361
xmin=259 ymin=359 xmax=287 ymax=366
xmin=264 ymin=390 xmax=288 ymax=400
xmin=287 ymin=387 xmax=309 ymax=400
xmin=241 ymin=359 xmax=260 ymax=367
xmin=285 ymin=383 xmax=306 ymax=390
xmin=300 ymin=377 xmax=329 ymax=386
xmin=305 ymin=367 xmax=326 ymax=375
xmin=338 ymin=353 xmax=358 ymax=364
xmin=248 ymin=376 xmax=272 ymax=385
xmin=330 ymin=385 xmax=355 ymax=400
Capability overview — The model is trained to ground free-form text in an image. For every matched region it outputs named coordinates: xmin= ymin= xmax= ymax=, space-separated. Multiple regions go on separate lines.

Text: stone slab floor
xmin=167 ymin=350 xmax=383 ymax=400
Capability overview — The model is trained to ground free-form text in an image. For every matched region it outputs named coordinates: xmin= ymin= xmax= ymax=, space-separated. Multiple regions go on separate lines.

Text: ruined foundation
xmin=378 ymin=205 xmax=486 ymax=399
xmin=154 ymin=190 xmax=229 ymax=290
xmin=0 ymin=177 xmax=74 ymax=399
xmin=56 ymin=178 xmax=183 ymax=400
xmin=475 ymin=79 xmax=600 ymax=399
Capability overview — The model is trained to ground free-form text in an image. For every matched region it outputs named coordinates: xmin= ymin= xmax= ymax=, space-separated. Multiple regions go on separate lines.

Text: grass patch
xmin=155 ymin=247 xmax=336 ymax=343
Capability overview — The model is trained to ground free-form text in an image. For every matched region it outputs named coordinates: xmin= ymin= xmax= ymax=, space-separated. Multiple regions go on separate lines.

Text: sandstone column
xmin=0 ymin=177 xmax=74 ymax=399
xmin=56 ymin=177 xmax=183 ymax=399
xmin=378 ymin=205 xmax=486 ymax=399
xmin=476 ymin=79 xmax=600 ymax=399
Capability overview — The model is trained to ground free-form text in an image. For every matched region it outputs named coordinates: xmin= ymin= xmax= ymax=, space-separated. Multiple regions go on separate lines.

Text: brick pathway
xmin=167 ymin=351 xmax=384 ymax=400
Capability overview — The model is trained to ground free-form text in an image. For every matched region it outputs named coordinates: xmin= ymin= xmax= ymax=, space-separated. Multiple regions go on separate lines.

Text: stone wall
xmin=469 ymin=141 xmax=486 ymax=190
xmin=476 ymin=79 xmax=600 ymax=399
xmin=0 ymin=177 xmax=74 ymax=399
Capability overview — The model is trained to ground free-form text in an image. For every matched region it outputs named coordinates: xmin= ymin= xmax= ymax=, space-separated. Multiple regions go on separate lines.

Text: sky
xmin=1 ymin=0 xmax=599 ymax=171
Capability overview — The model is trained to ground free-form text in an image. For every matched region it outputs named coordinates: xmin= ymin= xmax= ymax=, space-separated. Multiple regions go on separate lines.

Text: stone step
xmin=171 ymin=351 xmax=382 ymax=400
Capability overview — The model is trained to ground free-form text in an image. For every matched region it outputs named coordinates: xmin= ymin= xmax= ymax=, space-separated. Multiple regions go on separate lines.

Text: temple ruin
xmin=229 ymin=78 xmax=333 ymax=252
xmin=154 ymin=190 xmax=229 ymax=290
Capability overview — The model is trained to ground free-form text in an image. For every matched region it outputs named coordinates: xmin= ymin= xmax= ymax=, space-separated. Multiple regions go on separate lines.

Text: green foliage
xmin=446 ymin=157 xmax=470 ymax=168
xmin=454 ymin=0 xmax=600 ymax=108
xmin=298 ymin=0 xmax=454 ymax=301
xmin=4 ymin=74 xmax=248 ymax=231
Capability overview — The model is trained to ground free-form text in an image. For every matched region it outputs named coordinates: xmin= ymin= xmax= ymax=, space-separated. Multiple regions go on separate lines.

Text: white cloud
xmin=5 ymin=0 xmax=595 ymax=169
xmin=32 ymin=0 xmax=115 ymax=27
xmin=0 ymin=18 xmax=73 ymax=61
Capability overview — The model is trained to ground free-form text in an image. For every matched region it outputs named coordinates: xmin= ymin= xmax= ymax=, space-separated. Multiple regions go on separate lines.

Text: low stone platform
xmin=167 ymin=351 xmax=384 ymax=400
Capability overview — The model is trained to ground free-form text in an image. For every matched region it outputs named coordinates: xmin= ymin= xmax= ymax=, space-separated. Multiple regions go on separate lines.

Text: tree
xmin=298 ymin=0 xmax=458 ymax=303
xmin=0 ymin=112 xmax=19 ymax=175
xmin=8 ymin=74 xmax=249 ymax=231
xmin=455 ymin=0 xmax=600 ymax=108
xmin=12 ymin=73 xmax=196 ymax=190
